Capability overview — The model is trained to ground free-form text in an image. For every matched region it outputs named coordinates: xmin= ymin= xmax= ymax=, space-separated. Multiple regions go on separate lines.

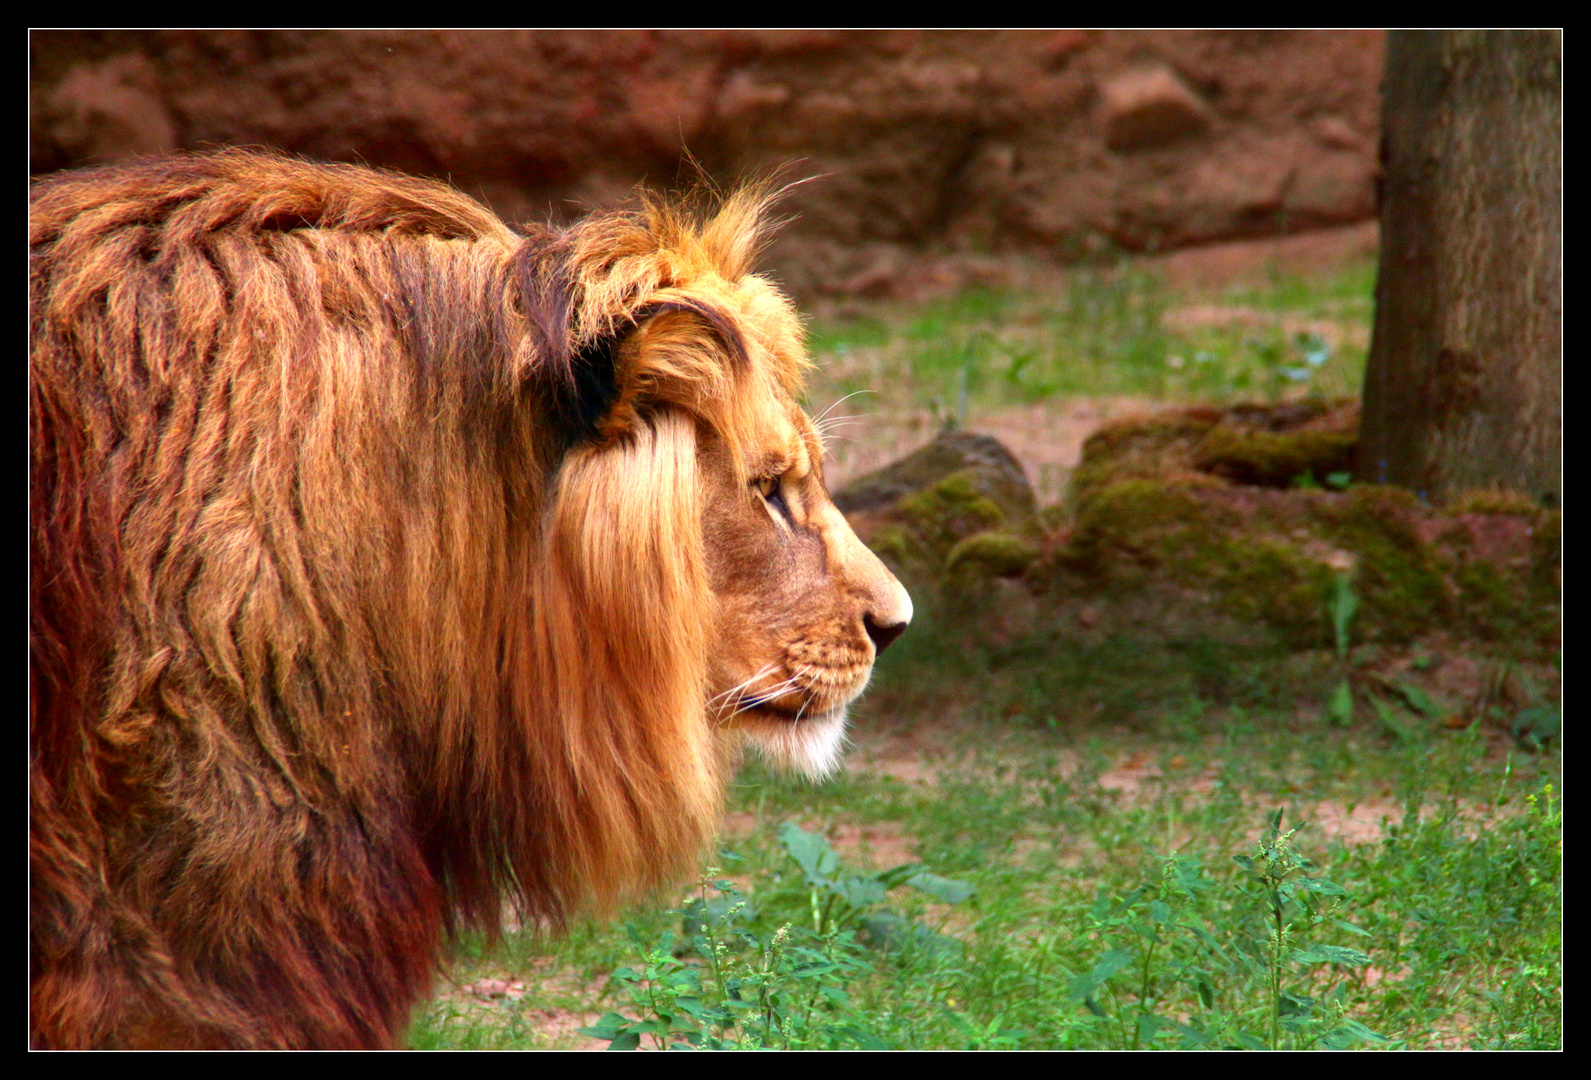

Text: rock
xmin=834 ymin=427 xmax=1040 ymax=595
xmin=834 ymin=427 xmax=1037 ymax=524
xmin=45 ymin=53 xmax=176 ymax=161
xmin=715 ymin=71 xmax=792 ymax=123
xmin=1310 ymin=113 xmax=1363 ymax=150
xmin=1039 ymin=401 xmax=1559 ymax=651
xmin=30 ymin=30 xmax=1387 ymax=284
xmin=1100 ymin=65 xmax=1212 ymax=152
xmin=945 ymin=531 xmax=1041 ymax=579
xmin=1072 ymin=399 xmax=1360 ymax=499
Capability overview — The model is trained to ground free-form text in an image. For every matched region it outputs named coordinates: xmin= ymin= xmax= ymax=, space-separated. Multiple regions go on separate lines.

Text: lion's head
xmin=30 ymin=150 xmax=907 ymax=1048
xmin=577 ymin=245 xmax=913 ymax=780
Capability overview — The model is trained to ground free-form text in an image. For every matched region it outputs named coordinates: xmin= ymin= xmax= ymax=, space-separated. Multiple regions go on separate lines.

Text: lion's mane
xmin=30 ymin=149 xmax=803 ymax=1048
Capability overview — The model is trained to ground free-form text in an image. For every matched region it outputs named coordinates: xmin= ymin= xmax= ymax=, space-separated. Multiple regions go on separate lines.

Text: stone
xmin=1100 ymin=65 xmax=1212 ymax=152
xmin=834 ymin=427 xmax=1040 ymax=595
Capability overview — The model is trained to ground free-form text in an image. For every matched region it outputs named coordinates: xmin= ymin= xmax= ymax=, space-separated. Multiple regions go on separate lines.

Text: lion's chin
xmin=739 ymin=706 xmax=850 ymax=781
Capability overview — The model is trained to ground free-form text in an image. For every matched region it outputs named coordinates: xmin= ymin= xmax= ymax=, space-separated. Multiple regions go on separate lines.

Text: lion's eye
xmin=755 ymin=475 xmax=792 ymax=520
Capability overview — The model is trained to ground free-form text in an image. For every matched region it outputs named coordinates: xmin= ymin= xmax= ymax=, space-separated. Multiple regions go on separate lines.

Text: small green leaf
xmin=876 ymin=862 xmax=928 ymax=888
xmin=1327 ymin=678 xmax=1355 ymax=726
xmin=1394 ymin=681 xmax=1444 ymax=718
xmin=838 ymin=875 xmax=887 ymax=909
xmin=1512 ymin=705 xmax=1560 ymax=747
xmin=1136 ymin=1012 xmax=1163 ymax=1043
xmin=1333 ymin=919 xmax=1372 ymax=937
xmin=908 ymin=871 xmax=975 ymax=905
xmin=1321 ymin=1019 xmax=1392 ymax=1048
xmin=1069 ymin=947 xmax=1134 ymax=1000
xmin=1294 ymin=877 xmax=1347 ymax=896
xmin=1291 ymin=944 xmax=1371 ymax=966
xmin=778 ymin=822 xmax=839 ymax=883
xmin=1277 ymin=991 xmax=1314 ymax=1016
xmin=606 ymin=1031 xmax=641 ymax=1051
xmin=1329 ymin=573 xmax=1358 ymax=657
xmin=576 ymin=1012 xmax=630 ymax=1041
xmin=840 ymin=1026 xmax=891 ymax=1050
xmin=1372 ymin=696 xmax=1419 ymax=743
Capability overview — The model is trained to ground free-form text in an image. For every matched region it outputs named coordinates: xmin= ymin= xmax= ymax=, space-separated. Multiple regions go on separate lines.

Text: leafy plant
xmin=578 ymin=825 xmax=973 ymax=1050
xmin=1230 ymin=809 xmax=1386 ymax=1049
xmin=1326 ymin=572 xmax=1358 ymax=726
xmin=1057 ymin=808 xmax=1386 ymax=1050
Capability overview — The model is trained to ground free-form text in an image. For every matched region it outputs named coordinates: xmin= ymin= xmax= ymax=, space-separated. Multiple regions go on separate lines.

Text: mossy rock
xmin=835 ymin=428 xmax=1037 ymax=525
xmin=1192 ymin=426 xmax=1356 ymax=487
xmin=1310 ymin=484 xmax=1454 ymax=643
xmin=1051 ymin=477 xmax=1339 ymax=646
xmin=1042 ymin=468 xmax=1558 ymax=652
xmin=1072 ymin=399 xmax=1359 ymax=504
xmin=834 ymin=427 xmax=1039 ymax=592
xmin=945 ymin=531 xmax=1040 ymax=579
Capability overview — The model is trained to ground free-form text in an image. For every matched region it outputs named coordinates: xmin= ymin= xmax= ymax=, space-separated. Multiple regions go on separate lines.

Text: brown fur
xmin=30 ymin=149 xmax=909 ymax=1048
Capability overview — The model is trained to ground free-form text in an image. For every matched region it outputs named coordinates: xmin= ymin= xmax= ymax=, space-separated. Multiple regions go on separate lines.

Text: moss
xmin=1056 ymin=478 xmax=1215 ymax=587
xmin=1195 ymin=536 xmax=1337 ymax=647
xmin=1451 ymin=559 xmax=1532 ymax=643
xmin=1313 ymin=485 xmax=1452 ymax=644
xmin=945 ymin=531 xmax=1040 ymax=579
xmin=1192 ymin=427 xmax=1357 ymax=488
xmin=834 ymin=429 xmax=1037 ymax=527
xmin=1530 ymin=509 xmax=1562 ymax=604
xmin=1039 ymin=503 xmax=1071 ymax=533
xmin=896 ymin=470 xmax=1007 ymax=556
xmin=1070 ymin=411 xmax=1221 ymax=502
xmin=1448 ymin=489 xmax=1547 ymax=517
xmin=987 ymin=401 xmax=1550 ymax=656
xmin=868 ymin=525 xmax=917 ymax=571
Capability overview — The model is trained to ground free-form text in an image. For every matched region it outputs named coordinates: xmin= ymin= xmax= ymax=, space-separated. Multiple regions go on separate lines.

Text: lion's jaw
xmin=699 ymin=406 xmax=912 ymax=781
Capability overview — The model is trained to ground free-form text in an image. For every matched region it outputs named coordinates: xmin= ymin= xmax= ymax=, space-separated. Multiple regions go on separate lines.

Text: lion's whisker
xmin=812 ymin=389 xmax=876 ymax=427
xmin=710 ymin=662 xmax=781 ymax=707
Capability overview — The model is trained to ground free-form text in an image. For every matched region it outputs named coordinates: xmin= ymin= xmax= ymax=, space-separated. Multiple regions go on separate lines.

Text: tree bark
xmin=1360 ymin=29 xmax=1560 ymax=506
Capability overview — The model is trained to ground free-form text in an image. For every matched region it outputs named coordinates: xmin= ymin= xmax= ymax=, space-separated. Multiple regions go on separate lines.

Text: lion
xmin=29 ymin=149 xmax=911 ymax=1049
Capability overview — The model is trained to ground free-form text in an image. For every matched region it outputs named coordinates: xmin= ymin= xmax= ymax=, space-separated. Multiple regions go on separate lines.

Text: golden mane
xmin=30 ymin=149 xmax=807 ymax=1047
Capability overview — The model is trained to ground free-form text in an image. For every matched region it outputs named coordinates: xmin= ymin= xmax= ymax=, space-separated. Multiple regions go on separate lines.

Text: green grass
xmin=803 ymin=258 xmax=1376 ymax=423
xmin=410 ymin=719 xmax=1559 ymax=1050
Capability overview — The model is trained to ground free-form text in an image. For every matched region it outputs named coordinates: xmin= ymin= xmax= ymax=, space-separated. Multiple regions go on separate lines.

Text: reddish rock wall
xmin=31 ymin=30 xmax=1383 ymax=297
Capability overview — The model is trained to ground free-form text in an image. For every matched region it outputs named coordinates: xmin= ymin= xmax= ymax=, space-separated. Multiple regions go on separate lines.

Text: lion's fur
xmin=30 ymin=149 xmax=810 ymax=1048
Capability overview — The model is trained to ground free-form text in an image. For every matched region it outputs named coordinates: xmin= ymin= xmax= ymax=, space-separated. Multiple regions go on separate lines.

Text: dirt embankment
xmin=31 ymin=29 xmax=1383 ymax=299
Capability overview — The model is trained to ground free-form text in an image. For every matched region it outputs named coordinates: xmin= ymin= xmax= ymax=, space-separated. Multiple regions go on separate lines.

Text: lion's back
xmin=28 ymin=151 xmax=523 ymax=1049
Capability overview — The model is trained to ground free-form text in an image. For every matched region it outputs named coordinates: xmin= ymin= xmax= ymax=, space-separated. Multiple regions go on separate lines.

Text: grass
xmin=803 ymin=258 xmax=1377 ymax=427
xmin=411 ymin=717 xmax=1560 ymax=1050
xmin=409 ymin=251 xmax=1559 ymax=1050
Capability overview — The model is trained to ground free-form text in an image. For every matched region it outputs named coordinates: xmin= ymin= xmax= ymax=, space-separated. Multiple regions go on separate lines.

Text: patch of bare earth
xmin=828 ymin=820 xmax=917 ymax=870
xmin=1148 ymin=220 xmax=1379 ymax=290
xmin=428 ymin=962 xmax=611 ymax=1051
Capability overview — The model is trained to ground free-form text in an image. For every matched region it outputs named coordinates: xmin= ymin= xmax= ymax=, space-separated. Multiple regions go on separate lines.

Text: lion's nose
xmin=863 ymin=613 xmax=908 ymax=656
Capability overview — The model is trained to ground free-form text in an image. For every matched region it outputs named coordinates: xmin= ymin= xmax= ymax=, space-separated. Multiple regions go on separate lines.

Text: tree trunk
xmin=1359 ymin=29 xmax=1560 ymax=506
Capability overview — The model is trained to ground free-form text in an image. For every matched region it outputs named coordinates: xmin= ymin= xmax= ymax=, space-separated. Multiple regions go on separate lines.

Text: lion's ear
xmin=591 ymin=299 xmax=750 ymax=441
xmin=515 ymin=228 xmax=748 ymax=445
